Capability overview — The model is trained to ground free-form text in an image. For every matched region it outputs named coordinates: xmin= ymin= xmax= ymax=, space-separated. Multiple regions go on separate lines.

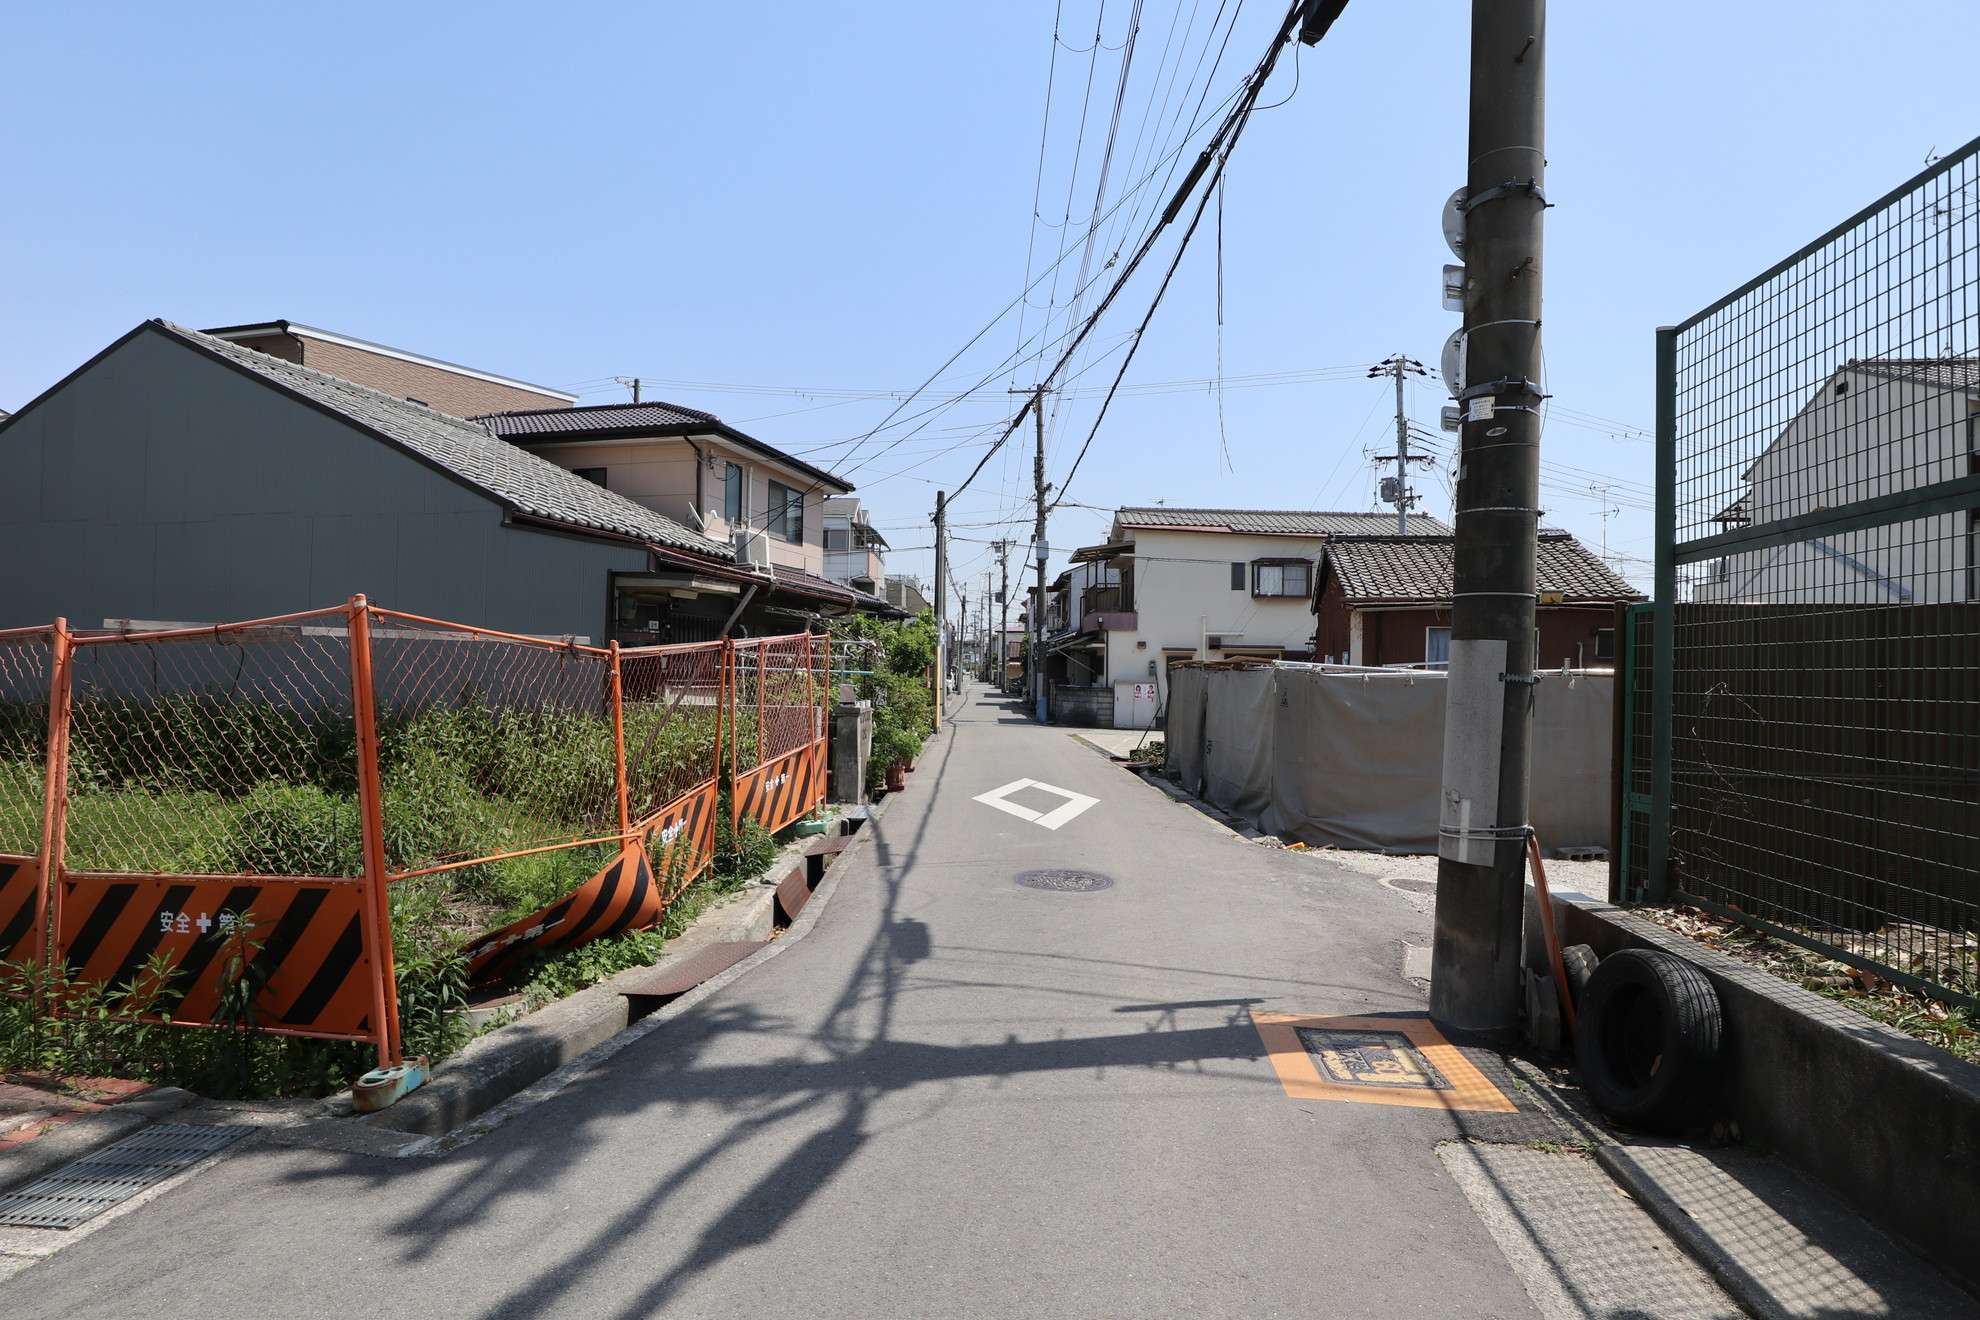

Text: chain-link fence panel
xmin=1656 ymin=141 xmax=1980 ymax=1003
xmin=0 ymin=628 xmax=52 ymax=857
xmin=0 ymin=627 xmax=53 ymax=965
xmin=731 ymin=633 xmax=827 ymax=833
xmin=366 ymin=610 xmax=619 ymax=880
xmin=63 ymin=611 xmax=362 ymax=877
xmin=620 ymin=641 xmax=725 ymax=822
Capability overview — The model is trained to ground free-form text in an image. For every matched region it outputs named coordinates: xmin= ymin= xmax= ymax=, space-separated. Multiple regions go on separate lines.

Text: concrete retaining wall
xmin=1049 ymin=684 xmax=1112 ymax=727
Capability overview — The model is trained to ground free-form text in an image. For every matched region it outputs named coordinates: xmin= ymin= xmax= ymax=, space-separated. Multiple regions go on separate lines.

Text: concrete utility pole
xmin=1431 ymin=0 xmax=1547 ymax=1036
xmin=997 ymin=540 xmax=1011 ymax=690
xmin=1030 ymin=386 xmax=1050 ymax=724
xmin=1369 ymin=354 xmax=1432 ymax=532
xmin=933 ymin=489 xmax=947 ymax=727
xmin=980 ymin=571 xmax=993 ymax=679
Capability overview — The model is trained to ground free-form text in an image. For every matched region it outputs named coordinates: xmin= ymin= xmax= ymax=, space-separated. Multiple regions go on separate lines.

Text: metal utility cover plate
xmin=1015 ymin=868 xmax=1114 ymax=893
xmin=0 ymin=1123 xmax=251 ymax=1229
xmin=1296 ymin=1028 xmax=1452 ymax=1091
xmin=1249 ymin=1011 xmax=1517 ymax=1113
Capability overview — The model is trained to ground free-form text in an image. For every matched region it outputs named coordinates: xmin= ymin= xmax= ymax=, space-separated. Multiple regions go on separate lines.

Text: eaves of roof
xmin=487 ymin=413 xmax=854 ymax=495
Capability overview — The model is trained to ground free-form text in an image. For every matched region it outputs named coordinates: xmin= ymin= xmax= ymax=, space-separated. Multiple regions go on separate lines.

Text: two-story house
xmin=477 ymin=400 xmax=897 ymax=638
xmin=1048 ymin=507 xmax=1449 ymax=727
xmin=822 ymin=497 xmax=889 ymax=594
xmin=1693 ymin=357 xmax=1978 ymax=605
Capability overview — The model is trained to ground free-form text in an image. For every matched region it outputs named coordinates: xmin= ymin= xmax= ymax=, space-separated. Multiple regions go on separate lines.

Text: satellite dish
xmin=1440 ymin=329 xmax=1467 ymax=398
xmin=1442 ymin=187 xmax=1468 ymax=260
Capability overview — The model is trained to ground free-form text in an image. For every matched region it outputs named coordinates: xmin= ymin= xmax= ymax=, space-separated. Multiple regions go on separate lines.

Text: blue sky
xmin=7 ymin=2 xmax=1979 ymax=611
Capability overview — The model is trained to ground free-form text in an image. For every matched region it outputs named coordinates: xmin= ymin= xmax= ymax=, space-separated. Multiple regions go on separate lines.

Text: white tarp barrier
xmin=1163 ymin=665 xmax=1208 ymax=796
xmin=1196 ymin=665 xmax=1613 ymax=855
xmin=1201 ymin=666 xmax=1276 ymax=821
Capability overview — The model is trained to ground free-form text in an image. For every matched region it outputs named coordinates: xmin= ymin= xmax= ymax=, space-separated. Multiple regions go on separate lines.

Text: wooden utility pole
xmin=1431 ymin=0 xmax=1547 ymax=1036
xmin=933 ymin=489 xmax=947 ymax=727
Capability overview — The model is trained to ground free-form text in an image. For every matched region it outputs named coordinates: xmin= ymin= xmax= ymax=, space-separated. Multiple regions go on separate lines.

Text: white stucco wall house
xmin=1047 ymin=507 xmax=1449 ymax=727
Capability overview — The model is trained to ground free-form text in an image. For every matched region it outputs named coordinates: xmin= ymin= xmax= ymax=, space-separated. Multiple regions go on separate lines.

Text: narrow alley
xmin=2 ymin=682 xmax=1730 ymax=1318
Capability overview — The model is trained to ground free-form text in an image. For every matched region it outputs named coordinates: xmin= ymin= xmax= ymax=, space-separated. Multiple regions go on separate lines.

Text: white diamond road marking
xmin=972 ymin=778 xmax=1100 ymax=831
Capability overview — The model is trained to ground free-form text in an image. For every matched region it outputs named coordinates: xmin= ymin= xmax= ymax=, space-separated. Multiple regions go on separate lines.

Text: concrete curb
xmin=1594 ymin=1143 xmax=1980 ymax=1318
xmin=410 ymin=782 xmax=904 ymax=1155
xmin=0 ymin=1088 xmax=195 ymax=1196
xmin=1541 ymin=890 xmax=1980 ymax=1299
xmin=362 ymin=883 xmax=781 ymax=1138
xmin=277 ymin=766 xmax=920 ymax=1154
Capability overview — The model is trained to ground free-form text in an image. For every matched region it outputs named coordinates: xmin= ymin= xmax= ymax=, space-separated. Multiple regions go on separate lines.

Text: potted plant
xmin=874 ymin=722 xmax=919 ymax=793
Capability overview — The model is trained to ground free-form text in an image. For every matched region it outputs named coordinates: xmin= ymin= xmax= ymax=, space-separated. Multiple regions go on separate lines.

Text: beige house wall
xmin=224 ymin=331 xmax=572 ymax=418
xmin=526 ymin=434 xmax=828 ymax=575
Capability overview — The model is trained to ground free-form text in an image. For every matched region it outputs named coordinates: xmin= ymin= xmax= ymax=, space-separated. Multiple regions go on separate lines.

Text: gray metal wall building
xmin=0 ymin=327 xmax=647 ymax=639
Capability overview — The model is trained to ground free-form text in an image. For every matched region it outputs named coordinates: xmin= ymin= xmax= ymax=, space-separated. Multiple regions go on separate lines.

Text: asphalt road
xmin=4 ymin=682 xmax=1541 ymax=1319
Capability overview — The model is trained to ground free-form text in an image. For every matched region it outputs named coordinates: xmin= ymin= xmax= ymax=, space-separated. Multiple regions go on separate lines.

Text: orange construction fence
xmin=0 ymin=598 xmax=831 ymax=1068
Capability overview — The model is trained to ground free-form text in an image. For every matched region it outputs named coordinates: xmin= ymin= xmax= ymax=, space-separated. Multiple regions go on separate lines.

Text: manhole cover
xmin=1385 ymin=876 xmax=1437 ymax=895
xmin=1295 ymin=1028 xmax=1451 ymax=1092
xmin=0 ymin=1123 xmax=251 ymax=1229
xmin=1015 ymin=868 xmax=1114 ymax=893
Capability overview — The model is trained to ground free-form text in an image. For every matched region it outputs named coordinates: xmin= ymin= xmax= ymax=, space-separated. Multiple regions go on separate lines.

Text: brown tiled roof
xmin=1320 ymin=532 xmax=1643 ymax=606
xmin=770 ymin=564 xmax=904 ymax=616
xmin=1116 ymin=507 xmax=1450 ymax=536
xmin=156 ymin=323 xmax=730 ymax=558
xmin=476 ymin=400 xmax=719 ymax=434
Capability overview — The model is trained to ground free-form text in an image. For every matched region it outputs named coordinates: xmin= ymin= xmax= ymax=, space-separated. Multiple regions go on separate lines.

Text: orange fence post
xmin=609 ymin=641 xmax=631 ymax=840
xmin=34 ymin=618 xmax=74 ymax=981
xmin=720 ymin=641 xmax=736 ymax=815
xmin=725 ymin=640 xmax=738 ymax=830
xmin=757 ymin=642 xmax=767 ymax=764
xmin=346 ymin=596 xmax=403 ymax=1067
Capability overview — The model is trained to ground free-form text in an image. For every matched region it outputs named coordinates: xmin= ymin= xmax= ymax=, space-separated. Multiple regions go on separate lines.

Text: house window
xmin=1425 ymin=626 xmax=1452 ymax=665
xmin=724 ymin=462 xmax=745 ymax=523
xmin=571 ymin=467 xmax=608 ymax=488
xmin=1251 ymin=559 xmax=1312 ymax=598
xmin=768 ymin=480 xmax=805 ymax=543
xmin=1594 ymin=627 xmax=1617 ymax=662
xmin=1230 ymin=562 xmax=1246 ymax=590
xmin=825 ymin=526 xmax=851 ymax=552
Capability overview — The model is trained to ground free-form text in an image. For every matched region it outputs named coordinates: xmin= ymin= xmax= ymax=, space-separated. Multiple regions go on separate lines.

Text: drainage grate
xmin=0 ymin=1123 xmax=251 ymax=1229
xmin=1015 ymin=868 xmax=1114 ymax=893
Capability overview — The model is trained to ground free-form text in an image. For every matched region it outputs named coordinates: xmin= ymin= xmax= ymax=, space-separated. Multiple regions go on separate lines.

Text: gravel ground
xmin=1294 ymin=846 xmax=1609 ymax=903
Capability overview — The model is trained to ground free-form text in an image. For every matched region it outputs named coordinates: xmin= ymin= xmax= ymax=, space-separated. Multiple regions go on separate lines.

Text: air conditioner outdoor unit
xmin=733 ymin=528 xmax=772 ymax=571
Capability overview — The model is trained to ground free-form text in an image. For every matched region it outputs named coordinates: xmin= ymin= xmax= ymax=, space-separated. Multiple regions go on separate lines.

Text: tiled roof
xmin=477 ymin=400 xmax=853 ymax=494
xmin=1321 ymin=532 xmax=1643 ymax=605
xmin=1848 ymin=356 xmax=1980 ymax=394
xmin=475 ymin=400 xmax=720 ymax=434
xmin=1116 ymin=507 xmax=1451 ymax=536
xmin=771 ymin=564 xmax=904 ymax=615
xmin=158 ymin=322 xmax=729 ymax=558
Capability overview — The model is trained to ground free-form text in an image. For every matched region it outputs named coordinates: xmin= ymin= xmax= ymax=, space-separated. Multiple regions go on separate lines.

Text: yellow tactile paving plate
xmin=1249 ymin=1010 xmax=1517 ymax=1113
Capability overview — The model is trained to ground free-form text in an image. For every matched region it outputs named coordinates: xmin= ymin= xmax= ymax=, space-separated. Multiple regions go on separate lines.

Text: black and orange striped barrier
xmin=57 ymin=873 xmax=384 ymax=1042
xmin=0 ymin=854 xmax=43 ymax=966
xmin=460 ymin=841 xmax=660 ymax=985
xmin=734 ymin=741 xmax=827 ymax=837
